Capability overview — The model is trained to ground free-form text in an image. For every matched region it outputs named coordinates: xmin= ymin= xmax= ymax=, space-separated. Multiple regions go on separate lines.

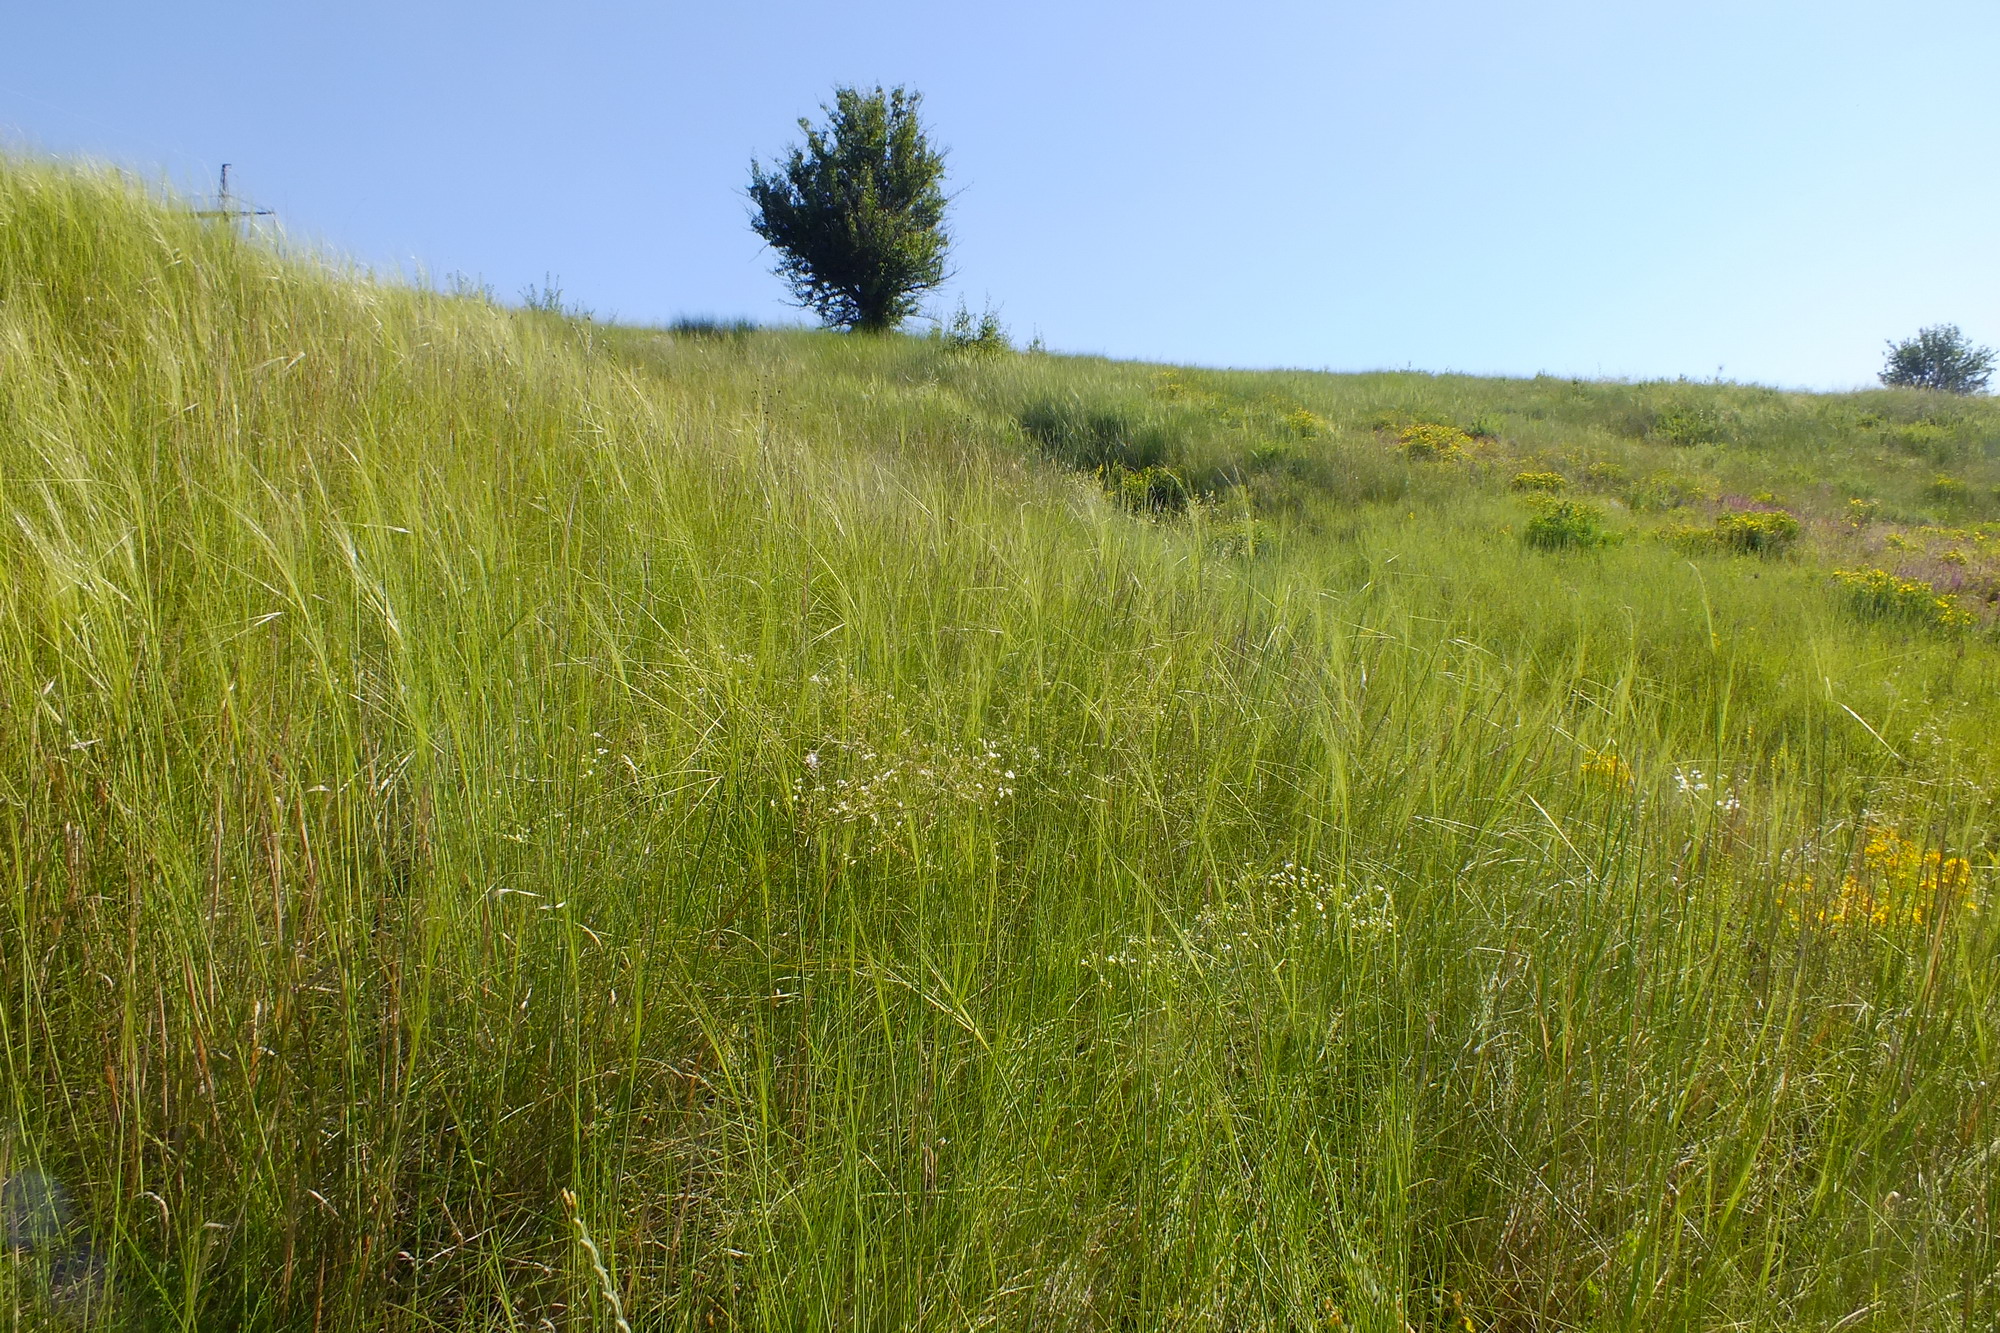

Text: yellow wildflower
xmin=1580 ymin=749 xmax=1634 ymax=791
xmin=1286 ymin=407 xmax=1329 ymax=437
xmin=1396 ymin=422 xmax=1474 ymax=462
xmin=1779 ymin=824 xmax=1978 ymax=931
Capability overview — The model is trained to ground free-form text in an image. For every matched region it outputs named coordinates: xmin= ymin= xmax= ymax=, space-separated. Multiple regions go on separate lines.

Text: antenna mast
xmin=193 ymin=163 xmax=275 ymax=226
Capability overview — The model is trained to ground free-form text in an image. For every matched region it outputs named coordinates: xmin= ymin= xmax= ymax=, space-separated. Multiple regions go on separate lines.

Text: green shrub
xmin=1652 ymin=404 xmax=1723 ymax=447
xmin=1713 ymin=509 xmax=1801 ymax=555
xmin=1923 ymin=474 xmax=1973 ymax=508
xmin=1510 ymin=470 xmax=1568 ymax=493
xmin=939 ymin=300 xmax=1010 ymax=356
xmin=1103 ymin=464 xmax=1189 ymax=514
xmin=1523 ymin=498 xmax=1612 ymax=550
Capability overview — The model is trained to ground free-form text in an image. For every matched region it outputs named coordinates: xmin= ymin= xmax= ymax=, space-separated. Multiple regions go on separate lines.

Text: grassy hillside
xmin=2 ymin=160 xmax=1997 ymax=1331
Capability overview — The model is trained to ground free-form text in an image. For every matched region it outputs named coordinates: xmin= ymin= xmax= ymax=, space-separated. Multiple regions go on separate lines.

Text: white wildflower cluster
xmin=1080 ymin=863 xmax=1397 ymax=983
xmin=788 ymin=736 xmax=1019 ymax=856
xmin=1265 ymin=862 xmax=1398 ymax=940
xmin=1672 ymin=767 xmax=1744 ymax=814
xmin=578 ymin=730 xmax=618 ymax=780
xmin=1085 ymin=936 xmax=1161 ymax=972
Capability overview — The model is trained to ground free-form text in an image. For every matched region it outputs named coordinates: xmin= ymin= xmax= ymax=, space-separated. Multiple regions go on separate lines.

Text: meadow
xmin=2 ymin=160 xmax=1997 ymax=1331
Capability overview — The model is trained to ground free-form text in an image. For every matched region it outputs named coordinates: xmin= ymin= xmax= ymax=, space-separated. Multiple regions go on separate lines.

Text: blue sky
xmin=6 ymin=1 xmax=1996 ymax=388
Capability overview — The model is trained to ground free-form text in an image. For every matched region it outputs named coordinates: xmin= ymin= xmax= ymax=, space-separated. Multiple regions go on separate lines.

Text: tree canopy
xmin=748 ymin=86 xmax=950 ymax=332
xmin=1881 ymin=324 xmax=1995 ymax=394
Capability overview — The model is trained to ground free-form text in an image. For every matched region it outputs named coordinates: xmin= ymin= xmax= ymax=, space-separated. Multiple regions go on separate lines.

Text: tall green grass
xmin=2 ymin=160 xmax=1997 ymax=1331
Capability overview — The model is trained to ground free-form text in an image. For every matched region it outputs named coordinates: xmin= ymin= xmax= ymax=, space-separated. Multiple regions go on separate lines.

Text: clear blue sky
xmin=6 ymin=1 xmax=1996 ymax=389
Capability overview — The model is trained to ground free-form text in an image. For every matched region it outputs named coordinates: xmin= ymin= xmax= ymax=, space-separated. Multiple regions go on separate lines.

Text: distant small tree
xmin=748 ymin=86 xmax=950 ymax=332
xmin=1880 ymin=324 xmax=1995 ymax=394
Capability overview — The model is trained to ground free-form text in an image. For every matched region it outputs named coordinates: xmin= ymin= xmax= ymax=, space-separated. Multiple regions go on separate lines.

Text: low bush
xmin=939 ymin=300 xmax=1011 ymax=356
xmin=1924 ymin=474 xmax=1973 ymax=509
xmin=1523 ymin=498 xmax=1612 ymax=550
xmin=1714 ymin=509 xmax=1801 ymax=555
xmin=1103 ymin=464 xmax=1190 ymax=514
xmin=1653 ymin=404 xmax=1723 ymax=447
xmin=1285 ymin=407 xmax=1329 ymax=437
xmin=1397 ymin=422 xmax=1474 ymax=462
xmin=1510 ymin=471 xmax=1568 ymax=494
xmin=1833 ymin=568 xmax=1975 ymax=630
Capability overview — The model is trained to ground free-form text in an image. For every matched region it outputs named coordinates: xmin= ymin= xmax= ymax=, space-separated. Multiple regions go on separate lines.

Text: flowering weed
xmin=1101 ymin=463 xmax=1191 ymax=515
xmin=1832 ymin=567 xmax=1976 ymax=630
xmin=1713 ymin=508 xmax=1801 ymax=555
xmin=789 ymin=734 xmax=1019 ymax=858
xmin=1396 ymin=422 xmax=1475 ymax=462
xmin=1522 ymin=498 xmax=1612 ymax=550
xmin=1578 ymin=748 xmax=1633 ymax=791
xmin=1509 ymin=471 xmax=1568 ymax=494
xmin=1779 ymin=824 xmax=1978 ymax=931
xmin=1285 ymin=407 xmax=1329 ymax=438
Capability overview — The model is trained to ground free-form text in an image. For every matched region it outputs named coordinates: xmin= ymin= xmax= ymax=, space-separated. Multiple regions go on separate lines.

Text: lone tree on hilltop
xmin=1881 ymin=324 xmax=1995 ymax=394
xmin=748 ymin=86 xmax=950 ymax=332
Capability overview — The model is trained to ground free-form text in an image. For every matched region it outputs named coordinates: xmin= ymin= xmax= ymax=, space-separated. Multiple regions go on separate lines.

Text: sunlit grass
xmin=2 ymin=159 xmax=1997 ymax=1331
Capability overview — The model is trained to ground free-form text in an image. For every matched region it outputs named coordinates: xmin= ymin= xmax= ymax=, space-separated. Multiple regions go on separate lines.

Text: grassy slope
xmin=2 ymin=161 xmax=1997 ymax=1331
